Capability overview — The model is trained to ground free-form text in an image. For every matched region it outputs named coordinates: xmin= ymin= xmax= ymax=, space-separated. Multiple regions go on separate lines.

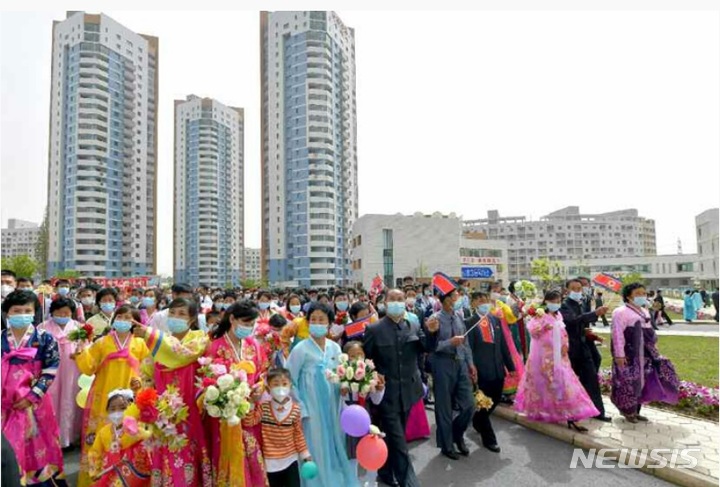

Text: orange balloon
xmin=356 ymin=435 xmax=388 ymax=471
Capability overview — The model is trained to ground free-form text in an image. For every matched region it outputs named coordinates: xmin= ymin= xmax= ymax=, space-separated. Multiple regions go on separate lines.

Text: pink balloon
xmin=357 ymin=435 xmax=388 ymax=471
xmin=123 ymin=416 xmax=138 ymax=436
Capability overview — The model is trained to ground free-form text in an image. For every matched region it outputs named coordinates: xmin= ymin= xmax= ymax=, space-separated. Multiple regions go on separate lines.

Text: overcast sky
xmin=1 ymin=9 xmax=718 ymax=276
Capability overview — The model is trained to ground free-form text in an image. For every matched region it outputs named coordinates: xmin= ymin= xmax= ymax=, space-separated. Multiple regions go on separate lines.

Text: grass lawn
xmin=597 ymin=335 xmax=719 ymax=387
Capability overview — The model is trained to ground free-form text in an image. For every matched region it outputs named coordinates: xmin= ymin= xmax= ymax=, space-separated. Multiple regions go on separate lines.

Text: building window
xmin=382 ymin=229 xmax=393 ymax=287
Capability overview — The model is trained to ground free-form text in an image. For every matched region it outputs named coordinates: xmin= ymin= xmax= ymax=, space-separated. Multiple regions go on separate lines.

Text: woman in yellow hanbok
xmin=134 ymin=298 xmax=212 ymax=487
xmin=72 ymin=305 xmax=149 ymax=487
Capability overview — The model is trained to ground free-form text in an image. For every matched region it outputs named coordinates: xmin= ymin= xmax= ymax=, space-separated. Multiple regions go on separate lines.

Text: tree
xmin=55 ymin=269 xmax=81 ymax=279
xmin=1 ymin=255 xmax=39 ymax=278
xmin=620 ymin=272 xmax=646 ymax=287
xmin=36 ymin=207 xmax=49 ymax=278
xmin=530 ymin=258 xmax=564 ymax=292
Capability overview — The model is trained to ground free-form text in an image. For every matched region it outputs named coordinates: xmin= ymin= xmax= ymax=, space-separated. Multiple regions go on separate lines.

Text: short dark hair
xmin=349 ymin=301 xmax=369 ymax=321
xmin=543 ymin=290 xmax=563 ymax=304
xmin=470 ymin=291 xmax=489 ymax=301
xmin=343 ymin=340 xmax=364 ymax=354
xmin=316 ymin=293 xmax=330 ymax=302
xmin=306 ymin=301 xmax=335 ymax=324
xmin=1 ymin=270 xmax=17 ymax=279
xmin=565 ymin=279 xmax=582 ymax=289
xmin=50 ymin=297 xmax=77 ymax=316
xmin=172 ymin=283 xmax=193 ymax=295
xmin=269 ymin=314 xmax=288 ymax=329
xmin=56 ymin=279 xmax=71 ymax=287
xmin=168 ymin=298 xmax=199 ymax=330
xmin=206 ymin=311 xmax=221 ymax=321
xmin=111 ymin=305 xmax=141 ymax=325
xmin=622 ymin=283 xmax=646 ymax=303
xmin=212 ymin=300 xmax=259 ymax=339
xmin=17 ymin=277 xmax=33 ymax=286
xmin=96 ymin=288 xmax=119 ymax=306
xmin=333 ymin=290 xmax=348 ymax=300
xmin=223 ymin=291 xmax=238 ymax=301
xmin=257 ymin=290 xmax=272 ymax=301
xmin=1 ymin=290 xmax=37 ymax=313
xmin=267 ymin=368 xmax=292 ymax=384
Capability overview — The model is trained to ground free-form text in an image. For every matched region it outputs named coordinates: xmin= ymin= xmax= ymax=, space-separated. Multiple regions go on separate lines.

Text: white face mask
xmin=108 ymin=411 xmax=124 ymax=426
xmin=1 ymin=285 xmax=15 ymax=298
xmin=270 ymin=386 xmax=290 ymax=402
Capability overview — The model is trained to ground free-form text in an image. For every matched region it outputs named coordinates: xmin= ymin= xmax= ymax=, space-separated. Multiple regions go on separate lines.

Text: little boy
xmin=244 ymin=368 xmax=311 ymax=487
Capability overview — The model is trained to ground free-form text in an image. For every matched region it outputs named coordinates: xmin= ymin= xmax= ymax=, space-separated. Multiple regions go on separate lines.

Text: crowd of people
xmin=0 ymin=269 xmax=685 ymax=487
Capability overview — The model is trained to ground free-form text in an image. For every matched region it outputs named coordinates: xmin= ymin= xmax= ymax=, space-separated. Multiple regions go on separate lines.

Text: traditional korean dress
xmin=88 ymin=421 xmax=152 ymax=487
xmin=507 ymin=294 xmax=531 ymax=361
xmin=493 ymin=302 xmax=525 ymax=395
xmin=1 ymin=326 xmax=67 ymax=486
xmin=287 ymin=338 xmax=358 ymax=487
xmin=202 ymin=335 xmax=268 ymax=487
xmin=514 ymin=312 xmax=599 ymax=423
xmin=75 ymin=332 xmax=150 ymax=487
xmin=40 ymin=318 xmax=82 ymax=448
xmin=611 ymin=305 xmax=679 ymax=415
xmin=144 ymin=328 xmax=212 ymax=487
xmin=683 ymin=294 xmax=698 ymax=321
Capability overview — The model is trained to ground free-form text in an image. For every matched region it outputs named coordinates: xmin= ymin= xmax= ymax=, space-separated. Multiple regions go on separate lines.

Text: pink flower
xmin=337 ymin=365 xmax=346 ymax=377
xmin=210 ymin=364 xmax=228 ymax=376
xmin=354 ymin=368 xmax=366 ymax=381
xmin=357 ymin=360 xmax=366 ymax=371
xmin=198 ymin=357 xmax=212 ymax=366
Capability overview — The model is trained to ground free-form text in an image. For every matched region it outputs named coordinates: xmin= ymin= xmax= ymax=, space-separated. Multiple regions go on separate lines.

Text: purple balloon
xmin=341 ymin=404 xmax=371 ymax=438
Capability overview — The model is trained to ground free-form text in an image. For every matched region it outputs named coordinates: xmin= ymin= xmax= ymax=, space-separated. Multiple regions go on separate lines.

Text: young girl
xmin=1 ymin=290 xmax=67 ymax=486
xmin=342 ymin=341 xmax=385 ymax=485
xmin=86 ymin=288 xmax=119 ymax=338
xmin=88 ymin=389 xmax=152 ymax=486
xmin=41 ymin=297 xmax=82 ymax=449
xmin=139 ymin=289 xmax=160 ymax=326
xmin=134 ymin=298 xmax=212 ymax=486
xmin=203 ymin=300 xmax=268 ymax=487
xmin=287 ymin=302 xmax=358 ymax=487
xmin=72 ymin=305 xmax=150 ymax=487
xmin=514 ymin=290 xmax=599 ymax=431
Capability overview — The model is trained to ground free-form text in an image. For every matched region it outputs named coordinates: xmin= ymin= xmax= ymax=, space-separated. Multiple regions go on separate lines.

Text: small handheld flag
xmin=432 ymin=272 xmax=458 ymax=298
xmin=345 ymin=316 xmax=372 ymax=339
xmin=592 ymin=273 xmax=623 ymax=294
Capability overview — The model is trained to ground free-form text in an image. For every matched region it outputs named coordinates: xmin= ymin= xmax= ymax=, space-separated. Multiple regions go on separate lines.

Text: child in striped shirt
xmin=244 ymin=368 xmax=312 ymax=487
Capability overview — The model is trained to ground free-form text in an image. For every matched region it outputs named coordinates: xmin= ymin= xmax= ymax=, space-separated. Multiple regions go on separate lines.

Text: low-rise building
xmin=350 ymin=213 xmax=508 ymax=290
xmin=695 ymin=208 xmax=719 ymax=290
xmin=1 ymin=219 xmax=41 ymax=260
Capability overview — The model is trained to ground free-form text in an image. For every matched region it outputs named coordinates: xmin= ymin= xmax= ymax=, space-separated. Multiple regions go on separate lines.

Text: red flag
xmin=345 ymin=316 xmax=372 ymax=338
xmin=592 ymin=273 xmax=623 ymax=293
xmin=370 ymin=274 xmax=384 ymax=296
xmin=432 ymin=272 xmax=457 ymax=297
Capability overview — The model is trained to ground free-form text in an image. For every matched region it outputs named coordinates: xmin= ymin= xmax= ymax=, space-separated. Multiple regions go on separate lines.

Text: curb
xmin=494 ymin=405 xmax=718 ymax=487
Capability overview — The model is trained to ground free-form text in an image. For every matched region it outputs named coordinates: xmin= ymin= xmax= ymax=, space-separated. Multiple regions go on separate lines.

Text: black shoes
xmin=594 ymin=415 xmax=612 ymax=423
xmin=455 ymin=440 xmax=470 ymax=456
xmin=484 ymin=444 xmax=501 ymax=453
xmin=442 ymin=449 xmax=461 ymax=460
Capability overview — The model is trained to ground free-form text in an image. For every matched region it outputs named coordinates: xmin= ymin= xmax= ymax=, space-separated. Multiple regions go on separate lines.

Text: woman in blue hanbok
xmin=683 ymin=290 xmax=698 ymax=322
xmin=287 ymin=302 xmax=358 ymax=487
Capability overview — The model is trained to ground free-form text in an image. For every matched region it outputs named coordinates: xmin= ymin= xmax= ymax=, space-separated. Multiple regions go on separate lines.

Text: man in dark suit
xmin=466 ymin=292 xmax=515 ymax=452
xmin=578 ymin=277 xmax=602 ymax=371
xmin=595 ymin=291 xmax=610 ymax=327
xmin=364 ymin=288 xmax=438 ymax=487
xmin=561 ymin=278 xmax=611 ymax=421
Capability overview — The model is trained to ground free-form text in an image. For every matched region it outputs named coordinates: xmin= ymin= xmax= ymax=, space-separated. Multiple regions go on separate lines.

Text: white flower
xmin=226 ymin=415 xmax=240 ymax=427
xmin=229 ymin=392 xmax=242 ymax=407
xmin=217 ymin=374 xmax=235 ymax=392
xmin=345 ymin=367 xmax=354 ymax=381
xmin=360 ymin=384 xmax=371 ymax=396
xmin=207 ymin=405 xmax=222 ymax=418
xmin=339 ymin=353 xmax=349 ymax=364
xmin=350 ymin=382 xmax=360 ymax=394
xmin=329 ymin=373 xmax=340 ymax=384
xmin=237 ymin=382 xmax=251 ymax=397
xmin=341 ymin=381 xmax=350 ymax=391
xmin=205 ymin=386 xmax=220 ymax=402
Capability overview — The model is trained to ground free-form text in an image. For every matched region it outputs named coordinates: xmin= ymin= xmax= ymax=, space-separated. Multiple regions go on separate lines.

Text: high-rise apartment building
xmin=47 ymin=11 xmax=158 ymax=277
xmin=1 ymin=219 xmax=41 ymax=261
xmin=244 ymin=248 xmax=262 ymax=283
xmin=174 ymin=95 xmax=244 ymax=288
xmin=463 ymin=207 xmax=657 ymax=280
xmin=260 ymin=11 xmax=358 ymax=288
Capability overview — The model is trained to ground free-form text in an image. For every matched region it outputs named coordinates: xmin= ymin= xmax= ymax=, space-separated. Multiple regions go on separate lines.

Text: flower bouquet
xmin=68 ymin=323 xmax=94 ymax=342
xmin=326 ymin=353 xmax=379 ymax=404
xmin=255 ymin=322 xmax=281 ymax=358
xmin=129 ymin=386 xmax=190 ymax=452
xmin=474 ymin=388 xmax=493 ymax=411
xmin=522 ymin=302 xmax=546 ymax=318
xmin=196 ymin=357 xmax=253 ymax=426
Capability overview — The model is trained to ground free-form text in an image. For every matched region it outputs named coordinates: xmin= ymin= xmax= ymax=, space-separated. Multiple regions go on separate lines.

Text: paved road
xmin=592 ymin=322 xmax=719 ymax=337
xmin=62 ymin=413 xmax=674 ymax=487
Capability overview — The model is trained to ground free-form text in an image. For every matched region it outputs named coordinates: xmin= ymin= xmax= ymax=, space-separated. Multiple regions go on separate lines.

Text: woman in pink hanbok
xmin=39 ymin=297 xmax=82 ymax=449
xmin=202 ymin=300 xmax=268 ymax=487
xmin=515 ymin=290 xmax=599 ymax=432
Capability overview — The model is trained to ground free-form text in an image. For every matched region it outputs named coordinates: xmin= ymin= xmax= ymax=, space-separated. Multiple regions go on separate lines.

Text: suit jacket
xmin=465 ymin=313 xmax=515 ymax=382
xmin=655 ymin=294 xmax=666 ymax=309
xmin=560 ymin=298 xmax=598 ymax=362
xmin=363 ymin=315 xmax=430 ymax=414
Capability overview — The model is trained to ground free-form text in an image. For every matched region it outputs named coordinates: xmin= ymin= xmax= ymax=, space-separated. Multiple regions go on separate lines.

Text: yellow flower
xmin=474 ymin=389 xmax=494 ymax=411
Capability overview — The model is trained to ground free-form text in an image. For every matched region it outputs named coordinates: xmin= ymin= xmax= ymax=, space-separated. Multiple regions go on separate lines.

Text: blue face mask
xmin=167 ymin=317 xmax=189 ymax=334
xmin=113 ymin=320 xmax=132 ymax=333
xmin=386 ymin=301 xmax=405 ymax=316
xmin=142 ymin=297 xmax=155 ymax=307
xmin=453 ymin=299 xmax=464 ymax=311
xmin=289 ymin=304 xmax=301 ymax=315
xmin=633 ymin=297 xmax=648 ymax=308
xmin=101 ymin=302 xmax=116 ymax=313
xmin=477 ymin=304 xmax=492 ymax=316
xmin=547 ymin=303 xmax=561 ymax=312
xmin=234 ymin=325 xmax=253 ymax=340
xmin=58 ymin=287 xmax=70 ymax=296
xmin=309 ymin=323 xmax=328 ymax=338
xmin=129 ymin=296 xmax=139 ymax=304
xmin=569 ymin=292 xmax=584 ymax=302
xmin=53 ymin=316 xmax=70 ymax=326
xmin=336 ymin=301 xmax=349 ymax=312
xmin=258 ymin=302 xmax=271 ymax=310
xmin=8 ymin=314 xmax=33 ymax=329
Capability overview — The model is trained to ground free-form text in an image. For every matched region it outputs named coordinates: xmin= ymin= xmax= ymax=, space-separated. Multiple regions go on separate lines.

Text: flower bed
xmin=663 ymin=303 xmax=715 ymax=321
xmin=598 ymin=369 xmax=719 ymax=422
